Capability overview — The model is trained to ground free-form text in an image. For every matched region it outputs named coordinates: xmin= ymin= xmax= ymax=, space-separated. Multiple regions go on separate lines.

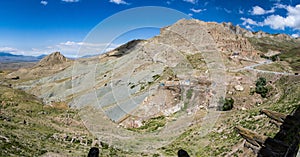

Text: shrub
xmin=130 ymin=84 xmax=136 ymax=89
xmin=250 ymin=88 xmax=256 ymax=95
xmin=152 ymin=74 xmax=160 ymax=81
xmin=255 ymin=77 xmax=269 ymax=98
xmin=255 ymin=86 xmax=268 ymax=98
xmin=100 ymin=142 xmax=109 ymax=149
xmin=219 ymin=97 xmax=234 ymax=111
xmin=256 ymin=77 xmax=267 ymax=87
xmin=186 ymin=89 xmax=193 ymax=100
xmin=222 ymin=98 xmax=234 ymax=111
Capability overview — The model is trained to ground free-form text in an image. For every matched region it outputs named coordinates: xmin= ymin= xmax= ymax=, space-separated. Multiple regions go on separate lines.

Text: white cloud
xmin=166 ymin=0 xmax=175 ymax=5
xmin=245 ymin=25 xmax=253 ymax=30
xmin=190 ymin=8 xmax=206 ymax=13
xmin=251 ymin=6 xmax=266 ymax=15
xmin=204 ymin=2 xmax=209 ymax=6
xmin=215 ymin=7 xmax=232 ymax=13
xmin=291 ymin=33 xmax=299 ymax=38
xmin=0 ymin=47 xmax=37 ymax=56
xmin=263 ymin=15 xmax=287 ymax=30
xmin=0 ymin=47 xmax=19 ymax=53
xmin=57 ymin=41 xmax=120 ymax=57
xmin=0 ymin=41 xmax=120 ymax=58
xmin=271 ymin=0 xmax=282 ymax=2
xmin=240 ymin=17 xmax=262 ymax=26
xmin=61 ymin=41 xmax=77 ymax=46
xmin=109 ymin=0 xmax=128 ymax=5
xmin=59 ymin=41 xmax=112 ymax=47
xmin=224 ymin=8 xmax=232 ymax=13
xmin=61 ymin=0 xmax=79 ymax=2
xmin=251 ymin=6 xmax=275 ymax=15
xmin=241 ymin=4 xmax=300 ymax=31
xmin=40 ymin=1 xmax=48 ymax=6
xmin=188 ymin=13 xmax=193 ymax=17
xmin=183 ymin=0 xmax=197 ymax=4
xmin=274 ymin=3 xmax=287 ymax=9
xmin=239 ymin=9 xmax=244 ymax=14
xmin=263 ymin=4 xmax=300 ymax=30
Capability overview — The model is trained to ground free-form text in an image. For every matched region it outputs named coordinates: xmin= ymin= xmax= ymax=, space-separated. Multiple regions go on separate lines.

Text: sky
xmin=0 ymin=0 xmax=299 ymax=57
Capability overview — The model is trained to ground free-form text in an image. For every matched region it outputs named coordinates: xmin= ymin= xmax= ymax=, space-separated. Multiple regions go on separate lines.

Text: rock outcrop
xmin=237 ymin=108 xmax=300 ymax=157
xmin=35 ymin=52 xmax=68 ymax=67
xmin=6 ymin=52 xmax=71 ymax=80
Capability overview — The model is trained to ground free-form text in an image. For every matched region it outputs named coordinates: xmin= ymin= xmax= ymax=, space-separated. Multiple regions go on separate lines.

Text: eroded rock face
xmin=158 ymin=19 xmax=256 ymax=56
xmin=12 ymin=19 xmax=280 ymax=127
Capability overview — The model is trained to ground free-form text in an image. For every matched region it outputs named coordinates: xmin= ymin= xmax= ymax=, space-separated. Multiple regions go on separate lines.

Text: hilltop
xmin=6 ymin=52 xmax=72 ymax=80
xmin=35 ymin=52 xmax=68 ymax=67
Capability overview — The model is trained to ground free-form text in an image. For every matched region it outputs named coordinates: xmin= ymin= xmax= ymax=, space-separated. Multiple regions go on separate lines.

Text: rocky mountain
xmin=35 ymin=52 xmax=68 ymax=67
xmin=36 ymin=52 xmax=68 ymax=67
xmin=3 ymin=19 xmax=300 ymax=156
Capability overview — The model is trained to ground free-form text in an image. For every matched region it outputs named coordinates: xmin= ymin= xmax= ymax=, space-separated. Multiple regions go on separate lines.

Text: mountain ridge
xmin=0 ymin=52 xmax=47 ymax=63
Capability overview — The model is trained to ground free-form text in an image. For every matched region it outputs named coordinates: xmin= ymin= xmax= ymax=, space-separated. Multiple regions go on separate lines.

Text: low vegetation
xmin=152 ymin=74 xmax=161 ymax=81
xmin=218 ymin=97 xmax=234 ymax=111
xmin=248 ymin=37 xmax=300 ymax=71
xmin=255 ymin=77 xmax=269 ymax=98
xmin=186 ymin=53 xmax=207 ymax=71
xmin=128 ymin=116 xmax=166 ymax=133
xmin=186 ymin=89 xmax=193 ymax=100
xmin=0 ymin=85 xmax=134 ymax=156
xmin=161 ymin=74 xmax=299 ymax=157
xmin=279 ymin=47 xmax=300 ymax=71
xmin=222 ymin=97 xmax=234 ymax=111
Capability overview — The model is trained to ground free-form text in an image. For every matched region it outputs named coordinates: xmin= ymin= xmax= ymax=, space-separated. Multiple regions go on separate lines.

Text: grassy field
xmin=0 ymin=84 xmax=90 ymax=156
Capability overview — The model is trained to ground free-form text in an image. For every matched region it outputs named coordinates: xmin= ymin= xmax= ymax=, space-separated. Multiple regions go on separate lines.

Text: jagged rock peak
xmin=160 ymin=18 xmax=251 ymax=38
xmin=36 ymin=52 xmax=68 ymax=67
xmin=163 ymin=19 xmax=293 ymax=40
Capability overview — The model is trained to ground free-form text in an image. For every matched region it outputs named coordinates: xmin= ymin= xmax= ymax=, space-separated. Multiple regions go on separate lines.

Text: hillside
xmin=6 ymin=52 xmax=72 ymax=81
xmin=1 ymin=19 xmax=300 ymax=156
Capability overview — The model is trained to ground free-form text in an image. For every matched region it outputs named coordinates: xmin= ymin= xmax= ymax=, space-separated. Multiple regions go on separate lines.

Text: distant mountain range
xmin=0 ymin=52 xmax=47 ymax=63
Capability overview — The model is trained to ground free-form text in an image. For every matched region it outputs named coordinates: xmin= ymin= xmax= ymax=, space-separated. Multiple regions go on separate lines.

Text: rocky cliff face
xmin=158 ymin=19 xmax=256 ymax=54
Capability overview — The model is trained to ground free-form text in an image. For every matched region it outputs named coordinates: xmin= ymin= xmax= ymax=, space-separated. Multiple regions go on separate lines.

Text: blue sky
xmin=0 ymin=0 xmax=299 ymax=57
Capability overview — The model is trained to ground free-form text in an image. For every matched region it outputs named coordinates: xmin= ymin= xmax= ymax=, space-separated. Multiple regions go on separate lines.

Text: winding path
xmin=230 ymin=59 xmax=296 ymax=76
